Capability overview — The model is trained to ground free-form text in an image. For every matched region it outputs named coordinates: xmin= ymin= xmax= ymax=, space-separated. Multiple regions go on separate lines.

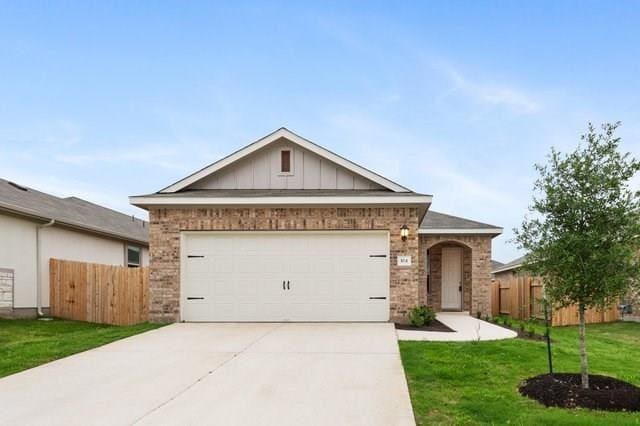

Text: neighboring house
xmin=490 ymin=259 xmax=505 ymax=279
xmin=491 ymin=255 xmax=527 ymax=281
xmin=0 ymin=178 xmax=149 ymax=318
xmin=130 ymin=128 xmax=502 ymax=323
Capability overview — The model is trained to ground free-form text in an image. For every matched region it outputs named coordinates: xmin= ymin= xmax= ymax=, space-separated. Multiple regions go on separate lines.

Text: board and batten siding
xmin=189 ymin=139 xmax=385 ymax=190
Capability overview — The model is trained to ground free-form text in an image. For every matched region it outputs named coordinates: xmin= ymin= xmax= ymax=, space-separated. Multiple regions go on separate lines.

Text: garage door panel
xmin=211 ymin=255 xmax=233 ymax=273
xmin=182 ymin=232 xmax=389 ymax=322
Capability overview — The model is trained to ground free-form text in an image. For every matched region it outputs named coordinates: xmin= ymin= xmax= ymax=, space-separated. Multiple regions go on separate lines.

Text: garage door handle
xmin=283 ymin=281 xmax=286 ymax=290
xmin=369 ymin=297 xmax=387 ymax=300
xmin=287 ymin=280 xmax=290 ymax=290
xmin=369 ymin=254 xmax=387 ymax=258
xmin=187 ymin=297 xmax=205 ymax=300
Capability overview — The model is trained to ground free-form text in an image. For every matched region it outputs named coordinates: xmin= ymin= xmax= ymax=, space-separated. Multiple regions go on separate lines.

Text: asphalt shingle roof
xmin=492 ymin=255 xmax=527 ymax=273
xmin=420 ymin=210 xmax=501 ymax=231
xmin=0 ymin=178 xmax=148 ymax=244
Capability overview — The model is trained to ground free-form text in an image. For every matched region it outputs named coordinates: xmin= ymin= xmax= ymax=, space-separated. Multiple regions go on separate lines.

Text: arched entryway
xmin=423 ymin=240 xmax=472 ymax=312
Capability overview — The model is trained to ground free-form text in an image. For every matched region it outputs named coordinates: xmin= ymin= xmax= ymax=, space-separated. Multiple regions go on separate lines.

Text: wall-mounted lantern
xmin=400 ymin=224 xmax=409 ymax=241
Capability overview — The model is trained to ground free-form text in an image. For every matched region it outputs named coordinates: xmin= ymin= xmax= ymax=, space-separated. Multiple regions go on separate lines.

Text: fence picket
xmin=491 ymin=276 xmax=619 ymax=326
xmin=49 ymin=258 xmax=148 ymax=325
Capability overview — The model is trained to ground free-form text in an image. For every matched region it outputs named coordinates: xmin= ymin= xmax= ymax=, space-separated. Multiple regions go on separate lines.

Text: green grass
xmin=0 ymin=318 xmax=163 ymax=378
xmin=399 ymin=321 xmax=640 ymax=425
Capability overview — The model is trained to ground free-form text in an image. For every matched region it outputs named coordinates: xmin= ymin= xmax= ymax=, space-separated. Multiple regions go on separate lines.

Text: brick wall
xmin=418 ymin=234 xmax=493 ymax=316
xmin=148 ymin=207 xmax=420 ymax=323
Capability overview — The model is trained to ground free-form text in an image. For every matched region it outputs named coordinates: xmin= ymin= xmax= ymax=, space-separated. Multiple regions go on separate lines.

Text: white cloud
xmin=432 ymin=61 xmax=540 ymax=114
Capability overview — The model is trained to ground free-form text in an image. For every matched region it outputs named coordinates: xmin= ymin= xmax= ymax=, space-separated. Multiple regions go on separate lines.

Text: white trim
xmin=418 ymin=228 xmax=503 ymax=235
xmin=130 ymin=194 xmax=432 ymax=207
xmin=159 ymin=128 xmax=411 ymax=193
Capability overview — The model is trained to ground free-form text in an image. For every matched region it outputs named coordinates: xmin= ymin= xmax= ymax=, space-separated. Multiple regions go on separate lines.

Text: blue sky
xmin=1 ymin=1 xmax=639 ymax=262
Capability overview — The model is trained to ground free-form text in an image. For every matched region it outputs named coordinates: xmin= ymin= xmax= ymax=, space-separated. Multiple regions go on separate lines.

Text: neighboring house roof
xmin=492 ymin=255 xmax=527 ymax=274
xmin=491 ymin=260 xmax=505 ymax=271
xmin=419 ymin=210 xmax=503 ymax=235
xmin=0 ymin=178 xmax=148 ymax=245
xmin=159 ymin=127 xmax=413 ymax=193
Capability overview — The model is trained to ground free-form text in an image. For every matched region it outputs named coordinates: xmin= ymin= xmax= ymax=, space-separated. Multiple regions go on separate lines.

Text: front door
xmin=441 ymin=247 xmax=462 ymax=310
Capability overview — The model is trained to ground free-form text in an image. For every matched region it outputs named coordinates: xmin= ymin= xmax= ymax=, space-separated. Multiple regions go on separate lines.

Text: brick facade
xmin=148 ymin=207 xmax=420 ymax=323
xmin=418 ymin=234 xmax=493 ymax=317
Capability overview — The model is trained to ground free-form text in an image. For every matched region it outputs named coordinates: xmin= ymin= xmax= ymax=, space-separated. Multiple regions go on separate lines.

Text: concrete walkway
xmin=396 ymin=312 xmax=517 ymax=342
xmin=0 ymin=323 xmax=415 ymax=426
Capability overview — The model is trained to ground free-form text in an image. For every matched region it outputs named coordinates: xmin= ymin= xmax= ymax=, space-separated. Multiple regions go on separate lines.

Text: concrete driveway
xmin=0 ymin=323 xmax=415 ymax=426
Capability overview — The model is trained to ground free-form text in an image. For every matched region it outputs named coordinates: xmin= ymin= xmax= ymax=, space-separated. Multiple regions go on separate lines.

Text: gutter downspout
xmin=36 ymin=219 xmax=55 ymax=317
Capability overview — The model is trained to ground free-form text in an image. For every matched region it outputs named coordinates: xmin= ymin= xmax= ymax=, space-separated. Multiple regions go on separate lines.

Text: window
xmin=127 ymin=246 xmax=141 ymax=267
xmin=280 ymin=150 xmax=291 ymax=173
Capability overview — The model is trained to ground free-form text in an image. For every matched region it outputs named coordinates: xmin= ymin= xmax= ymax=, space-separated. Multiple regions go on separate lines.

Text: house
xmin=491 ymin=255 xmax=526 ymax=281
xmin=130 ymin=128 xmax=502 ymax=323
xmin=0 ymin=178 xmax=149 ymax=318
xmin=490 ymin=260 xmax=504 ymax=279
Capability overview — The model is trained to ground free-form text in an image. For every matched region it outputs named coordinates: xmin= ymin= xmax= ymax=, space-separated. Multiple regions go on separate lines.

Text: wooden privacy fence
xmin=491 ymin=275 xmax=619 ymax=326
xmin=49 ymin=259 xmax=149 ymax=325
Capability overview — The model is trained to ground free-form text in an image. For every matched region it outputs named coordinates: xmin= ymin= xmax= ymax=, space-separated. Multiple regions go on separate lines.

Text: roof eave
xmin=492 ymin=263 xmax=523 ymax=274
xmin=418 ymin=227 xmax=503 ymax=236
xmin=130 ymin=194 xmax=433 ymax=210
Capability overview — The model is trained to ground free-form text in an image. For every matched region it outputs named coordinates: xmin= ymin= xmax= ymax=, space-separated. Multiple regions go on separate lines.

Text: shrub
xmin=408 ymin=305 xmax=437 ymax=327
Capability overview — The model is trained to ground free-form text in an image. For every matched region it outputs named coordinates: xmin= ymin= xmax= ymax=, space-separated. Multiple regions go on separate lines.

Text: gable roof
xmin=419 ymin=210 xmax=502 ymax=235
xmin=160 ymin=127 xmax=412 ymax=193
xmin=492 ymin=255 xmax=527 ymax=274
xmin=0 ymin=178 xmax=148 ymax=245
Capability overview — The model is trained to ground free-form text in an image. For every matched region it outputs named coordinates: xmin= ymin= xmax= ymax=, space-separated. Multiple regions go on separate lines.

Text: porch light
xmin=400 ymin=224 xmax=409 ymax=241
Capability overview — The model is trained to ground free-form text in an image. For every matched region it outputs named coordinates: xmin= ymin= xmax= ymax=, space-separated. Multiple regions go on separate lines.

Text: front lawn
xmin=400 ymin=321 xmax=640 ymax=425
xmin=0 ymin=318 xmax=163 ymax=378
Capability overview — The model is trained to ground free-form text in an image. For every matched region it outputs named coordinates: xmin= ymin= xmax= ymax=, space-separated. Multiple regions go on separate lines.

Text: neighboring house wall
xmin=148 ymin=206 xmax=420 ymax=323
xmin=0 ymin=214 xmax=37 ymax=308
xmin=418 ymin=234 xmax=493 ymax=316
xmin=39 ymin=226 xmax=149 ymax=307
xmin=0 ymin=211 xmax=149 ymax=311
xmin=190 ymin=139 xmax=385 ymax=190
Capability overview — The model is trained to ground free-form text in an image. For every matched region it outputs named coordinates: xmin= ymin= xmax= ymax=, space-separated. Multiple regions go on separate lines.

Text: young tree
xmin=516 ymin=122 xmax=640 ymax=389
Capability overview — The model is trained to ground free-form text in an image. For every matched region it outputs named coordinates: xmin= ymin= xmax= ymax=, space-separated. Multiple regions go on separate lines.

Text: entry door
xmin=181 ymin=231 xmax=389 ymax=322
xmin=441 ymin=247 xmax=462 ymax=310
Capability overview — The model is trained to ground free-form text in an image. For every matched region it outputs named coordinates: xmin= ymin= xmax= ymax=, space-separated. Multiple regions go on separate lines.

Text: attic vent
xmin=8 ymin=181 xmax=28 ymax=191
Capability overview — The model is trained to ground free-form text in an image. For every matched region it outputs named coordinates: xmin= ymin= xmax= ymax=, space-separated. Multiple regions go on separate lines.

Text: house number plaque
xmin=397 ymin=255 xmax=412 ymax=266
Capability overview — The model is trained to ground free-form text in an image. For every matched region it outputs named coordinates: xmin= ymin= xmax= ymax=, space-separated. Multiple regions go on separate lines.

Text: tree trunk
xmin=578 ymin=303 xmax=589 ymax=389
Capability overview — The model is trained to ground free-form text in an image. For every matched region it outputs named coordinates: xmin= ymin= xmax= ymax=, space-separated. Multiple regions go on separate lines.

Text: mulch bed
xmin=519 ymin=373 xmax=640 ymax=411
xmin=395 ymin=320 xmax=455 ymax=332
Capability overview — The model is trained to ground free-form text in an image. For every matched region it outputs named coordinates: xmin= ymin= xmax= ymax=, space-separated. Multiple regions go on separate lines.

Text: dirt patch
xmin=395 ymin=320 xmax=455 ymax=332
xmin=490 ymin=321 xmax=549 ymax=342
xmin=519 ymin=373 xmax=640 ymax=411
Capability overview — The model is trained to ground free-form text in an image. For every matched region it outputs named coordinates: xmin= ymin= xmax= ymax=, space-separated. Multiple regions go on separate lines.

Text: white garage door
xmin=181 ymin=231 xmax=389 ymax=322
